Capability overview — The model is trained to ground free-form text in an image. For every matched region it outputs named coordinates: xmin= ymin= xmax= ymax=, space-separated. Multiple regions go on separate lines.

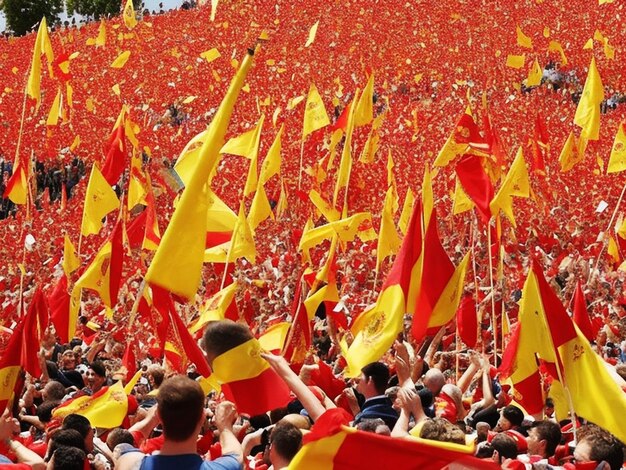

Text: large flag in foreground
xmin=145 ymin=47 xmax=257 ymax=301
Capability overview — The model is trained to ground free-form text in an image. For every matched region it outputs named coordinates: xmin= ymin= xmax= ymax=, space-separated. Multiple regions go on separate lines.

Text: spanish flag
xmin=288 ymin=409 xmax=499 ymax=469
xmin=0 ymin=322 xmax=26 ymax=416
xmin=212 ymin=338 xmax=291 ymax=416
xmin=53 ymin=381 xmax=128 ymax=429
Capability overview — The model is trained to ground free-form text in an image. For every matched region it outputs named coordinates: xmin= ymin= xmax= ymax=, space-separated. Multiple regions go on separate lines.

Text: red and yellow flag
xmin=53 ymin=381 xmax=128 ymax=428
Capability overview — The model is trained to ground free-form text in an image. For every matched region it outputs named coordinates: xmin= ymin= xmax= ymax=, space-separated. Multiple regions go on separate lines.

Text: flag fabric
xmin=398 ymin=188 xmax=414 ymax=235
xmin=258 ymin=322 xmax=291 ymax=354
xmin=142 ymin=177 xmax=161 ymax=251
xmin=421 ymin=166 xmax=434 ymax=232
xmin=145 ymin=48 xmax=255 ymax=301
xmin=48 ymin=274 xmax=72 ymax=343
xmin=101 ymin=107 xmax=128 ymax=186
xmin=574 ymin=57 xmax=605 ymax=140
xmin=298 ymin=212 xmax=377 ymax=254
xmin=127 ymin=151 xmax=147 ymax=209
xmin=53 ymin=381 xmax=128 ymax=428
xmin=433 ymin=107 xmax=487 ymax=167
xmin=203 ymin=202 xmax=256 ymax=264
xmin=376 ymin=187 xmax=401 ymax=270
xmin=572 ymin=281 xmax=594 ymax=342
xmin=3 ymin=162 xmax=29 ymax=205
xmin=21 ymin=288 xmax=49 ymax=379
xmin=452 ymin=176 xmax=475 ymax=216
xmin=189 ymin=283 xmax=239 ymax=333
xmin=288 ymin=408 xmax=498 ymax=470
xmin=305 ymin=20 xmax=319 ymax=47
xmin=27 ymin=17 xmax=54 ymax=110
xmin=506 ymin=54 xmax=525 ymax=69
xmin=259 ymin=124 xmax=283 ymax=184
xmin=283 ymin=280 xmax=312 ymax=365
xmin=211 ymin=337 xmax=292 ymax=415
xmin=490 ymin=147 xmax=530 ymax=227
xmin=455 ymin=154 xmax=494 ymax=223
xmin=63 ymin=234 xmax=81 ymax=276
xmin=558 ymin=131 xmax=583 ymax=172
xmin=248 ymin=182 xmax=273 ymax=233
xmin=0 ymin=322 xmax=26 ymax=416
xmin=205 ymin=189 xmax=238 ymax=248
xmin=412 ymin=209 xmax=470 ymax=341
xmin=344 ymin=202 xmax=423 ymax=377
xmin=81 ymin=164 xmax=120 ymax=237
xmin=456 ymin=295 xmax=477 ymax=348
xmin=607 ymin=121 xmax=626 ymax=173
xmin=73 ymin=217 xmax=124 ymax=317
xmin=516 ymin=25 xmax=533 ymax=48
xmin=333 ymin=93 xmax=357 ymax=207
xmin=309 ymin=190 xmax=341 ymax=222
xmin=526 ymin=59 xmax=542 ymax=87
xmin=353 ymin=73 xmax=374 ymax=127
xmin=123 ymin=0 xmax=138 ymax=29
xmin=302 ymin=83 xmax=330 ymax=139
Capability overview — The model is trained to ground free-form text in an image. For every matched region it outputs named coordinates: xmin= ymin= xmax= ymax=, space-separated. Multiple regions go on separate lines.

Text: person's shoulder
xmin=114 ymin=445 xmax=145 ymax=470
xmin=200 ymin=454 xmax=242 ymax=470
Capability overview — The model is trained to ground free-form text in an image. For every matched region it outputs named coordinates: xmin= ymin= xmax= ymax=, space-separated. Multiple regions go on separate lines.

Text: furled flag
xmin=302 ymin=83 xmax=330 ymax=139
xmin=528 ymin=261 xmax=626 ymax=444
xmin=21 ymin=288 xmax=49 ymax=379
xmin=376 ymin=187 xmax=401 ymax=270
xmin=48 ymin=274 xmax=72 ymax=343
xmin=455 ymin=154 xmax=494 ymax=223
xmin=572 ymin=281 xmax=595 ymax=342
xmin=305 ymin=20 xmax=319 ymax=47
xmin=332 ymin=91 xmax=357 ymax=207
xmin=27 ymin=17 xmax=54 ymax=111
xmin=3 ymin=158 xmax=29 ymax=205
xmin=354 ymin=73 xmax=374 ymax=127
xmin=398 ymin=188 xmax=414 ymax=235
xmin=248 ymin=181 xmax=273 ymax=233
xmin=344 ymin=202 xmax=423 ymax=377
xmin=145 ymin=47 xmax=256 ymax=301
xmin=81 ymin=164 xmax=120 ymax=237
xmin=411 ymin=209 xmax=470 ymax=342
xmin=490 ymin=147 xmax=530 ymax=227
xmin=452 ymin=177 xmax=474 ymax=216
xmin=111 ymin=51 xmax=131 ymax=69
xmin=101 ymin=106 xmax=128 ymax=185
xmin=87 ymin=19 xmax=107 ymax=47
xmin=123 ymin=0 xmax=138 ymax=29
xmin=0 ymin=322 xmax=26 ymax=416
xmin=516 ymin=25 xmax=533 ymax=48
xmin=259 ymin=124 xmax=283 ymax=184
xmin=434 ymin=107 xmax=487 ymax=167
xmin=558 ymin=131 xmax=583 ymax=172
xmin=574 ymin=57 xmax=604 ymax=140
xmin=526 ymin=59 xmax=543 ymax=87
xmin=607 ymin=121 xmax=626 ymax=173
xmin=62 ymin=234 xmax=81 ymax=276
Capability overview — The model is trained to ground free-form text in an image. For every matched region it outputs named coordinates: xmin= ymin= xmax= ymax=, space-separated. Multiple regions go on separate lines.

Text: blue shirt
xmin=138 ymin=453 xmax=241 ymax=470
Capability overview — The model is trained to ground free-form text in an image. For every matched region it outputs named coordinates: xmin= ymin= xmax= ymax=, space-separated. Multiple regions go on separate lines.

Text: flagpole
xmin=469 ymin=213 xmax=482 ymax=354
xmin=281 ymin=273 xmax=305 ymax=356
xmin=588 ymin=181 xmax=626 ymax=284
xmin=220 ymin=222 xmax=239 ymax=290
xmin=486 ymin=217 xmax=498 ymax=366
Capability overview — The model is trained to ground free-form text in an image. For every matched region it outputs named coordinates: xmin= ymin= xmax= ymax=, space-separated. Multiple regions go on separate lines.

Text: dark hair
xmin=491 ymin=433 xmax=518 ymax=461
xmin=502 ymin=405 xmax=524 ymax=427
xmin=530 ymin=420 xmax=562 ymax=457
xmin=361 ymin=362 xmax=390 ymax=395
xmin=202 ymin=320 xmax=253 ymax=360
xmin=106 ymin=428 xmax=135 ymax=449
xmin=578 ymin=424 xmax=624 ymax=470
xmin=36 ymin=401 xmax=60 ymax=424
xmin=62 ymin=414 xmax=91 ymax=439
xmin=271 ymin=421 xmax=302 ymax=462
xmin=47 ymin=430 xmax=86 ymax=462
xmin=157 ymin=375 xmax=205 ymax=442
xmin=355 ymin=418 xmax=386 ymax=433
xmin=50 ymin=446 xmax=86 ymax=470
xmin=420 ymin=418 xmax=465 ymax=445
xmin=43 ymin=381 xmax=67 ymax=402
xmin=89 ymin=361 xmax=107 ymax=378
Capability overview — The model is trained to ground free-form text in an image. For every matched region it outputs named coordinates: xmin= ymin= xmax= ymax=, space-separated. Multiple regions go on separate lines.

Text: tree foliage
xmin=2 ymin=0 xmax=63 ymax=36
xmin=65 ymin=0 xmax=142 ymax=20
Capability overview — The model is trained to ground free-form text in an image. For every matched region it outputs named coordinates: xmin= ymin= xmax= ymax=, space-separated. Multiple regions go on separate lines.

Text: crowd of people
xmin=0 ymin=0 xmax=626 ymax=468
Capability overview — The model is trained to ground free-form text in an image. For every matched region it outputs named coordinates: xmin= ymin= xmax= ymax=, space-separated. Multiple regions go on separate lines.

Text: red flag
xmin=122 ymin=339 xmax=137 ymax=381
xmin=101 ymin=123 xmax=127 ymax=186
xmin=282 ymin=281 xmax=312 ymax=365
xmin=48 ymin=274 xmax=71 ymax=344
xmin=126 ymin=209 xmax=148 ymax=249
xmin=455 ymin=154 xmax=495 ymax=223
xmin=0 ymin=322 xmax=25 ymax=416
xmin=21 ymin=288 xmax=49 ymax=378
xmin=572 ymin=281 xmax=594 ymax=342
xmin=456 ymin=295 xmax=477 ymax=348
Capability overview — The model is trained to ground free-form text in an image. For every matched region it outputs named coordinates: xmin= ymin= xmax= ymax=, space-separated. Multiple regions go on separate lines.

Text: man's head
xmin=357 ymin=362 xmax=389 ymax=398
xmin=202 ymin=320 xmax=254 ymax=367
xmin=526 ymin=420 xmax=562 ymax=458
xmin=61 ymin=414 xmax=93 ymax=453
xmin=574 ymin=424 xmax=624 ymax=470
xmin=86 ymin=361 xmax=107 ymax=392
xmin=423 ymin=369 xmax=445 ymax=396
xmin=47 ymin=446 xmax=87 ymax=470
xmin=498 ymin=405 xmax=524 ymax=431
xmin=42 ymin=381 xmax=66 ymax=402
xmin=269 ymin=421 xmax=303 ymax=468
xmin=60 ymin=350 xmax=77 ymax=370
xmin=157 ymin=375 xmax=205 ymax=442
xmin=490 ymin=433 xmax=518 ymax=463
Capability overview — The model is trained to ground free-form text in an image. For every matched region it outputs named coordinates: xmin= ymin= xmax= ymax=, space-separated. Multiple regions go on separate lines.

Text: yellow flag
xmin=63 ymin=234 xmax=81 ymax=277
xmin=333 ymin=94 xmax=357 ymax=207
xmin=229 ymin=202 xmax=256 ymax=263
xmin=275 ymin=179 xmax=288 ymax=219
xmin=221 ymin=116 xmax=264 ymax=159
xmin=608 ymin=235 xmax=620 ymax=263
xmin=526 ymin=59 xmax=542 ymax=87
xmin=426 ymin=252 xmax=471 ymax=330
xmin=123 ymin=0 xmax=138 ymax=29
xmin=574 ymin=57 xmax=604 ymax=140
xmin=607 ymin=122 xmax=626 ymax=173
xmin=506 ymin=54 xmax=525 ymax=69
xmin=376 ymin=187 xmax=401 ymax=270
xmin=145 ymin=49 xmax=255 ymax=301
xmin=259 ymin=124 xmax=283 ymax=184
xmin=305 ymin=20 xmax=319 ymax=47
xmin=81 ymin=164 xmax=120 ymax=237
xmin=53 ymin=381 xmax=127 ymax=428
xmin=583 ymin=38 xmax=593 ymax=50
xmin=309 ymin=189 xmax=340 ymax=222
xmin=398 ymin=188 xmax=414 ymax=235
xmin=299 ymin=212 xmax=377 ymax=253
xmin=26 ymin=17 xmax=54 ymax=110
xmin=111 ymin=51 xmax=131 ymax=69
xmin=46 ymin=89 xmax=62 ymax=126
xmin=516 ymin=25 xmax=533 ymax=48
xmin=127 ymin=150 xmax=147 ymax=209
xmin=96 ymin=19 xmax=107 ymax=46
xmin=354 ymin=73 xmax=374 ymax=127
xmin=248 ymin=182 xmax=273 ymax=233
xmin=302 ymin=83 xmax=330 ymax=138
xmin=558 ymin=131 xmax=582 ymax=172
xmin=422 ymin=165 xmax=434 ymax=231
xmin=200 ymin=48 xmax=221 ymax=63
xmin=452 ymin=177 xmax=475 ymax=215
xmin=189 ymin=283 xmax=238 ymax=333
xmin=258 ymin=323 xmax=290 ymax=353
xmin=490 ymin=147 xmax=530 ymax=227
xmin=548 ymin=41 xmax=568 ymax=65
xmin=242 ymin=115 xmax=265 ymax=197
xmin=74 ymin=239 xmax=114 ymax=306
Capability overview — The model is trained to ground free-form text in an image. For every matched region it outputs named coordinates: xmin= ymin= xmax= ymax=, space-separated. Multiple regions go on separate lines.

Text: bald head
xmin=423 ymin=369 xmax=445 ymax=396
